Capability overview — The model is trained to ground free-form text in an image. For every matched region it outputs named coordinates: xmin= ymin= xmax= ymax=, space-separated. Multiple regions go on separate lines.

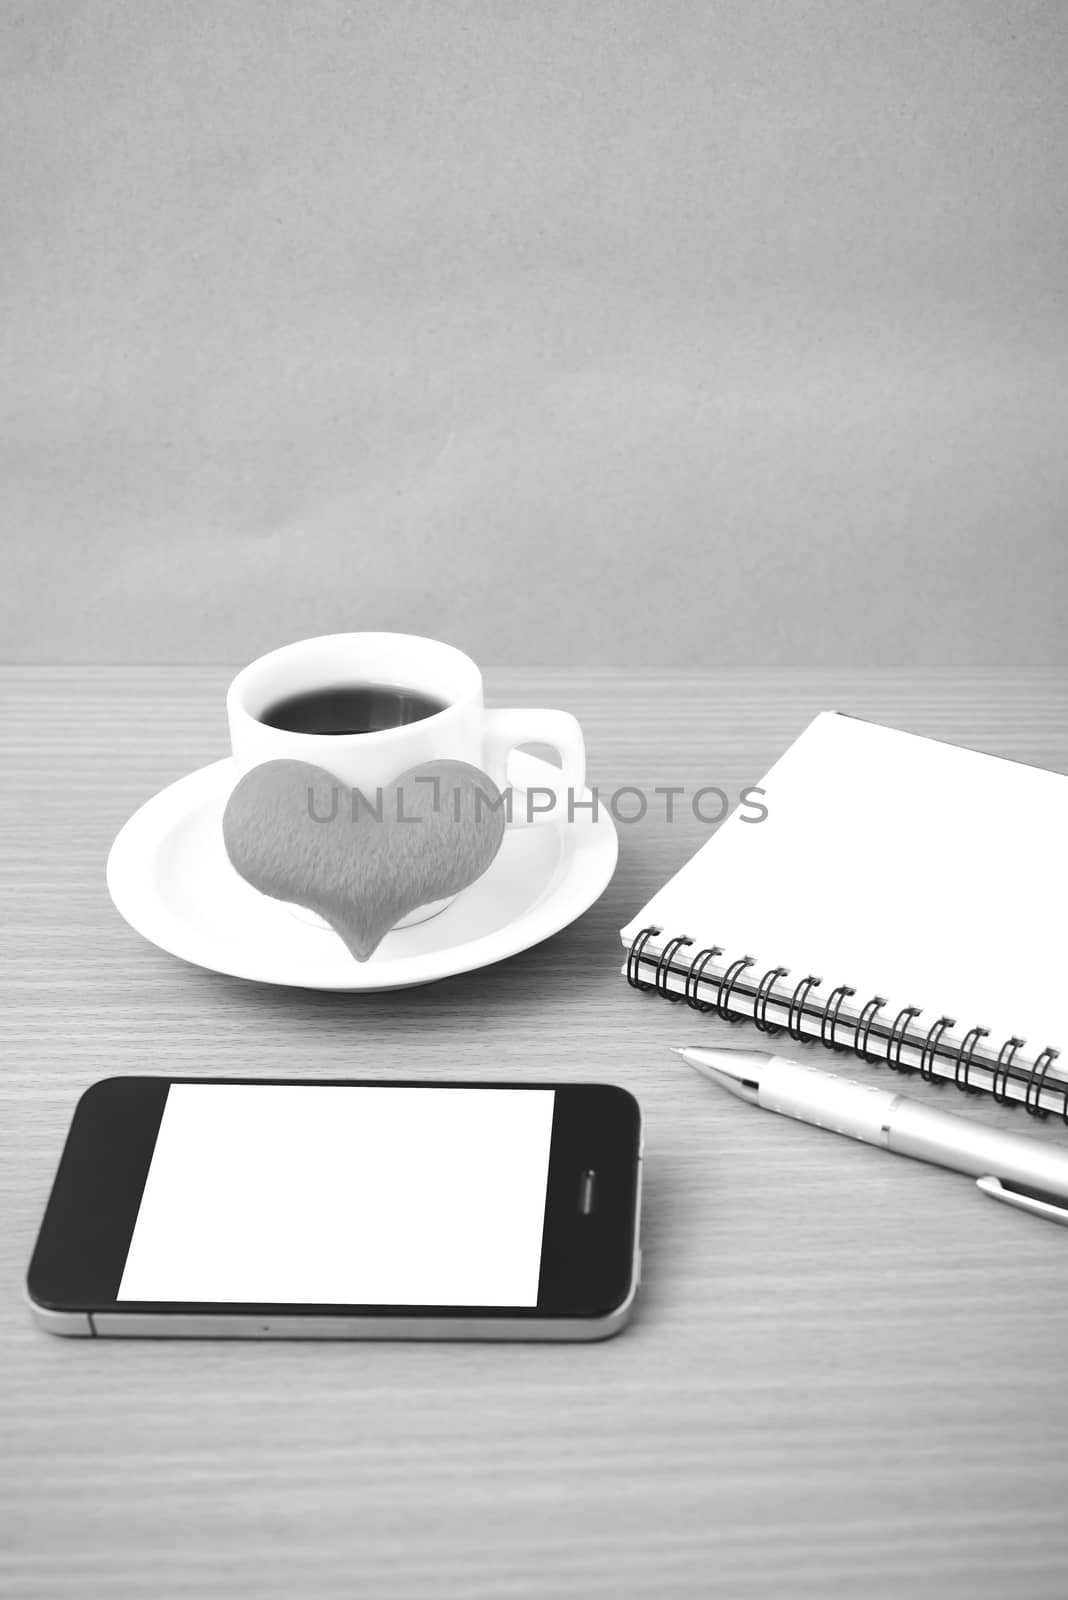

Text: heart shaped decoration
xmin=222 ymin=758 xmax=507 ymax=962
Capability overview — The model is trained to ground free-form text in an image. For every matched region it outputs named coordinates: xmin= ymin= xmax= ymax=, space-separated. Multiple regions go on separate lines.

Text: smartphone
xmin=27 ymin=1077 xmax=642 ymax=1341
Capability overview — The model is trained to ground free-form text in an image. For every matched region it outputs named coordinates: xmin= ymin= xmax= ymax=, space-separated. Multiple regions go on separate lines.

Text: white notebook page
xmin=621 ymin=712 xmax=1067 ymax=1065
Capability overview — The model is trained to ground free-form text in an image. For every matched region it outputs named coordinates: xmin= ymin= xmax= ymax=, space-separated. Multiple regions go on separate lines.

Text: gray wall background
xmin=4 ymin=1 xmax=1067 ymax=667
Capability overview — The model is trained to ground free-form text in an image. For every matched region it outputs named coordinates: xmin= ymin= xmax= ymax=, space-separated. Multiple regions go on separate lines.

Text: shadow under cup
xmin=226 ymin=634 xmax=494 ymax=936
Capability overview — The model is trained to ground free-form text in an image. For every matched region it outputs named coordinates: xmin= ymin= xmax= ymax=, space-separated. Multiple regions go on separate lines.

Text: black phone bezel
xmin=27 ymin=1076 xmax=641 ymax=1322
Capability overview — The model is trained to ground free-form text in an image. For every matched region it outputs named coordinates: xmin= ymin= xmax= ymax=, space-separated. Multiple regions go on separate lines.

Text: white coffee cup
xmin=226 ymin=633 xmax=586 ymax=929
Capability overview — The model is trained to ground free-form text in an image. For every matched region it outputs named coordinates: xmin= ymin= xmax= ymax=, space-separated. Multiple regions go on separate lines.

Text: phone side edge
xmin=25 ymin=1286 xmax=93 ymax=1337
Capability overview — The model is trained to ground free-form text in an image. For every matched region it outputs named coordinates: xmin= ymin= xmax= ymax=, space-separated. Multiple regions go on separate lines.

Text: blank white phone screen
xmin=117 ymin=1085 xmax=556 ymax=1306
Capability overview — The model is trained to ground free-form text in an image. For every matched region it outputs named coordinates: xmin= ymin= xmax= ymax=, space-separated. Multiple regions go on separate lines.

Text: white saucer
xmin=106 ymin=752 xmax=618 ymax=990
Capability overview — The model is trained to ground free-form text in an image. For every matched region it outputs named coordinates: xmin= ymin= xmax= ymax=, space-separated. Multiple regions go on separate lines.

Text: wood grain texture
xmin=3 ymin=667 xmax=1068 ymax=1600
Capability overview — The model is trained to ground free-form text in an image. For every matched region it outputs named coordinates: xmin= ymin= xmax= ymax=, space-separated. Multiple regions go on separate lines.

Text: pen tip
xmin=669 ymin=1046 xmax=689 ymax=1056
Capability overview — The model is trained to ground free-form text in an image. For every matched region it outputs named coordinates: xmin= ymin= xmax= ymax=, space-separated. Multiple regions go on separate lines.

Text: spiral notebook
xmin=622 ymin=712 xmax=1067 ymax=1117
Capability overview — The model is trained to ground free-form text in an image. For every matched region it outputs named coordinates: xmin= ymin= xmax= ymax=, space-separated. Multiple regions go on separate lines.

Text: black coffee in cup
xmin=259 ymin=684 xmax=449 ymax=737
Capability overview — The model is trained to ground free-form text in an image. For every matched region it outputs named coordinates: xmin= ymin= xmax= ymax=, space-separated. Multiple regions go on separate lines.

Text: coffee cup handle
xmin=481 ymin=709 xmax=587 ymax=827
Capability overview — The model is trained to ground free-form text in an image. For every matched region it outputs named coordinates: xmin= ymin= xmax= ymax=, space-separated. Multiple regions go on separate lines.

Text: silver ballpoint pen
xmin=674 ymin=1044 xmax=1068 ymax=1226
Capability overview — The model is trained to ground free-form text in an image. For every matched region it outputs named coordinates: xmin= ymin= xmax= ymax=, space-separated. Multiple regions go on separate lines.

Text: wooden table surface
xmin=4 ymin=666 xmax=1068 ymax=1600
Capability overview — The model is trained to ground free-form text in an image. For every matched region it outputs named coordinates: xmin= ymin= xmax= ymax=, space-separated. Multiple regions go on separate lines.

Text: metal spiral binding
xmin=754 ymin=967 xmax=789 ymax=1035
xmin=625 ymin=925 xmax=1067 ymax=1121
xmin=886 ymin=1006 xmax=922 ymax=1072
xmin=717 ymin=956 xmax=755 ymax=1023
xmin=788 ymin=975 xmax=823 ymax=1041
xmin=820 ymin=985 xmax=855 ymax=1053
xmin=655 ymin=936 xmax=693 ymax=1000
xmin=685 ymin=947 xmax=723 ymax=1012
xmin=992 ymin=1037 xmax=1023 ymax=1105
xmin=625 ymin=925 xmax=661 ymax=991
xmin=855 ymin=996 xmax=887 ymax=1063
xmin=955 ymin=1026 xmax=988 ymax=1094
xmin=1025 ymin=1047 xmax=1061 ymax=1119
xmin=919 ymin=1016 xmax=955 ymax=1083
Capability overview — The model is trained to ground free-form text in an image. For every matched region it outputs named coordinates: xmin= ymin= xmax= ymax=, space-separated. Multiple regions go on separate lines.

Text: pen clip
xmin=976 ymin=1175 xmax=1068 ymax=1227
